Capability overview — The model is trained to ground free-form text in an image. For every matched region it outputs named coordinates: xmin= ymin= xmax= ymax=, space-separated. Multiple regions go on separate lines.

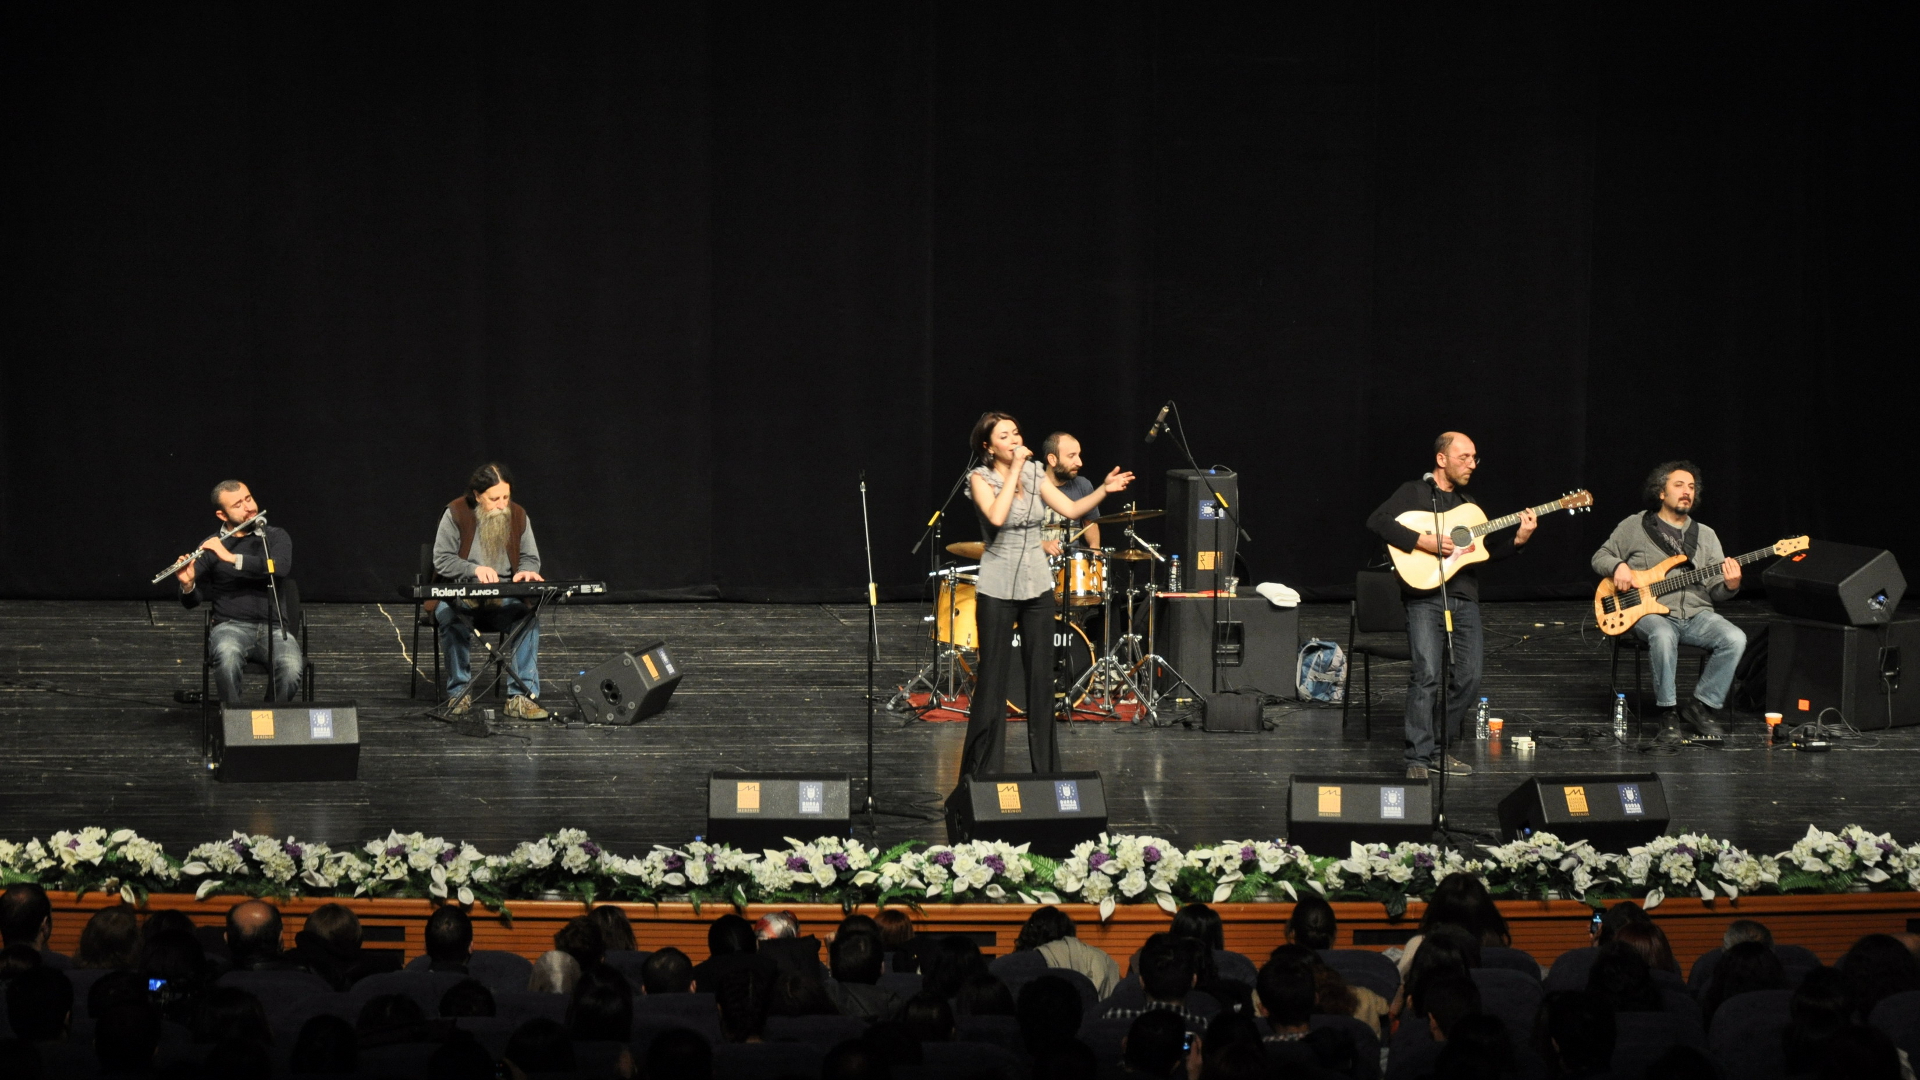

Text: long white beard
xmin=475 ymin=507 xmax=511 ymax=567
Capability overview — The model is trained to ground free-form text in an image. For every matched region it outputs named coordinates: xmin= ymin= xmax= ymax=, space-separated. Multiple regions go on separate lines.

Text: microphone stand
xmin=1429 ymin=479 xmax=1455 ymax=846
xmin=252 ymin=515 xmax=285 ymax=705
xmin=893 ymin=454 xmax=979 ymax=719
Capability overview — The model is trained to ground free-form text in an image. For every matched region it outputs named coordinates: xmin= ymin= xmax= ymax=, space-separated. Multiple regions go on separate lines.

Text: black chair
xmin=1343 ymin=569 xmax=1411 ymax=740
xmin=1610 ymin=635 xmax=1712 ymax=723
xmin=199 ymin=578 xmax=314 ymax=758
xmin=410 ymin=542 xmax=515 ymax=705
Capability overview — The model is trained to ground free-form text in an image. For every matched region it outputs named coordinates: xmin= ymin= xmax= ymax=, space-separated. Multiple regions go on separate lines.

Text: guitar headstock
xmin=1774 ymin=536 xmax=1810 ymax=557
xmin=1559 ymin=489 xmax=1593 ymax=514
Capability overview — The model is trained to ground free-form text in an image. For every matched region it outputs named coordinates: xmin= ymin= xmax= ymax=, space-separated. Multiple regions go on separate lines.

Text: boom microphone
xmin=1144 ymin=402 xmax=1171 ymax=444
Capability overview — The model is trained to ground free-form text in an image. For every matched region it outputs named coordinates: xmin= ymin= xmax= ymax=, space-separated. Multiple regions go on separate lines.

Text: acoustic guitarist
xmin=1367 ymin=432 xmax=1536 ymax=779
xmin=1590 ymin=460 xmax=1743 ymax=745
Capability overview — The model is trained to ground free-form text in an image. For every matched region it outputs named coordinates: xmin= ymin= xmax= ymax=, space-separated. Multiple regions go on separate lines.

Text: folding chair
xmin=1343 ymin=569 xmax=1411 ymax=740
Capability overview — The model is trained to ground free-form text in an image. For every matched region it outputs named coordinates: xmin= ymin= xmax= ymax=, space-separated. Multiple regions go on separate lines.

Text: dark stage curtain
xmin=3 ymin=4 xmax=1911 ymax=602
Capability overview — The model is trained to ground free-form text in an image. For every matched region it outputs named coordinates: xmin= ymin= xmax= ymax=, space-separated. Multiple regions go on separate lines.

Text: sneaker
xmin=1426 ymin=755 xmax=1473 ymax=776
xmin=505 ymin=695 xmax=550 ymax=720
xmin=1406 ymin=764 xmax=1429 ymax=780
xmin=447 ymin=695 xmax=472 ymax=717
xmin=1678 ymin=700 xmax=1726 ymax=744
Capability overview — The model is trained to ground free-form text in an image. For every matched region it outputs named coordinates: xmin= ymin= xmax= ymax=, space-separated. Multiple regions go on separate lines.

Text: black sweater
xmin=1365 ymin=476 xmax=1521 ymax=602
xmin=179 ymin=526 xmax=294 ymax=625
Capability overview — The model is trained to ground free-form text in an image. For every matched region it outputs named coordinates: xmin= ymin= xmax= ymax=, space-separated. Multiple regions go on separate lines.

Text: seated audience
xmin=1612 ymin=922 xmax=1682 ymax=980
xmin=1419 ymin=972 xmax=1482 ymax=1045
xmin=0 ymin=943 xmax=42 ymax=982
xmin=1169 ymin=904 xmax=1259 ymax=986
xmin=956 ymin=972 xmax=1016 ymax=1017
xmin=1545 ymin=901 xmax=1652 ymax=991
xmin=198 ymin=986 xmax=273 ymax=1047
xmin=1434 ymin=1012 xmax=1516 ymax=1079
xmin=1120 ymin=1009 xmax=1188 ymax=1078
xmin=289 ymin=1013 xmax=358 ymax=1074
xmin=1783 ymin=967 xmax=1852 ymax=1075
xmin=1017 ymin=975 xmax=1085 ymax=1058
xmin=1103 ymin=935 xmax=1207 ymax=1030
xmin=554 ymin=915 xmax=606 ymax=970
xmin=439 ymin=977 xmax=496 ymax=1017
xmin=755 ymin=909 xmax=825 ymax=979
xmin=827 ymin=931 xmax=903 ymax=1021
xmin=290 ymin=901 xmax=384 ymax=990
xmin=1395 ymin=924 xmax=1478 ymax=1022
xmin=75 ymin=905 xmax=141 ymax=971
xmin=1537 ymin=990 xmax=1615 ymax=1079
xmin=1814 ymin=1024 xmax=1904 ymax=1080
xmin=1700 ymin=940 xmax=1785 ymax=1024
xmin=0 ymin=885 xmax=69 ymax=970
xmin=642 ymin=946 xmax=694 ymax=994
xmin=424 ymin=905 xmax=474 ymax=973
xmin=771 ymin=964 xmax=839 ymax=1017
xmin=503 ymin=1016 xmax=577 ymax=1075
xmin=876 ymin=908 xmax=926 ymax=974
xmin=1012 ymin=906 xmax=1121 ymax=998
xmin=716 ymin=966 xmax=773 ymax=1043
xmin=528 ymin=949 xmax=583 ymax=994
xmin=1586 ymin=941 xmax=1664 ymax=1013
xmin=1838 ymin=933 xmax=1920 ymax=1022
xmin=922 ymin=935 xmax=991 ymax=1002
xmin=1401 ymin=874 xmax=1517 ymax=980
xmin=569 ymin=964 xmax=636 ymax=1077
xmin=591 ymin=904 xmax=639 ymax=953
xmin=902 ymin=993 xmax=956 ymax=1043
xmin=691 ymin=914 xmax=765 ymax=992
xmin=6 ymin=967 xmax=73 ymax=1044
xmin=224 ymin=900 xmax=296 ymax=971
xmin=427 ymin=1029 xmax=497 ymax=1080
xmin=95 ymin=1001 xmax=165 ymax=1075
xmin=1268 ymin=943 xmax=1389 ymax=1037
xmin=646 ymin=1026 xmax=716 ymax=1080
xmin=861 ymin=1020 xmax=923 ymax=1072
xmin=1254 ymin=959 xmax=1328 ymax=1074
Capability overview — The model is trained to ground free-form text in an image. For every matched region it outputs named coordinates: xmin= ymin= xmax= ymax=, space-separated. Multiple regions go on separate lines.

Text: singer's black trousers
xmin=961 ymin=591 xmax=1059 ymax=780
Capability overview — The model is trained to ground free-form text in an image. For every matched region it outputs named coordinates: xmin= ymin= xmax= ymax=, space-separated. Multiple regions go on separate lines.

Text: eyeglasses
xmin=1449 ymin=455 xmax=1481 ymax=466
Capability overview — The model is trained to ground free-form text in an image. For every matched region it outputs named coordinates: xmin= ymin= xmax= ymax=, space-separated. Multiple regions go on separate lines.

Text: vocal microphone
xmin=1144 ymin=402 xmax=1172 ymax=444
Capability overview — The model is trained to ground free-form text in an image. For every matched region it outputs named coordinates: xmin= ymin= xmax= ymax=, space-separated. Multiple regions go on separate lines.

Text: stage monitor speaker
xmin=1767 ymin=615 xmax=1920 ymax=730
xmin=1287 ymin=775 xmax=1433 ymax=854
xmin=218 ymin=701 xmax=360 ymax=783
xmin=1166 ymin=469 xmax=1240 ymax=594
xmin=1496 ymin=774 xmax=1669 ymax=852
xmin=946 ymin=772 xmax=1107 ymax=858
xmin=1763 ymin=542 xmax=1905 ymax=626
xmin=706 ymin=772 xmax=852 ymax=850
xmin=568 ymin=641 xmax=681 ymax=724
xmin=1161 ymin=595 xmax=1299 ymax=701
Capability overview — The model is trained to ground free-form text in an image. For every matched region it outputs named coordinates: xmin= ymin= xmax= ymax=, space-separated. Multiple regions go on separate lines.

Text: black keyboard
xmin=403 ymin=580 xmax=606 ymax=600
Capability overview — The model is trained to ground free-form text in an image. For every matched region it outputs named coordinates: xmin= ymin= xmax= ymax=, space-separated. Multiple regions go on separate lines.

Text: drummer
xmin=1041 ymin=432 xmax=1102 ymax=556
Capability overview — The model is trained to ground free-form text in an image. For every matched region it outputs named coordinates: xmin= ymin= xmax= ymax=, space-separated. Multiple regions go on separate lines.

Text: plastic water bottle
xmin=1168 ymin=555 xmax=1183 ymax=592
xmin=1612 ymin=693 xmax=1629 ymax=740
xmin=1475 ymin=697 xmax=1491 ymax=740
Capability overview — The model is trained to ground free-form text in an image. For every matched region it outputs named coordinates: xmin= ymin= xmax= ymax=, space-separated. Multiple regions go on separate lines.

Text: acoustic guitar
xmin=1387 ymin=490 xmax=1594 ymax=591
xmin=1593 ymin=535 xmax=1810 ymax=636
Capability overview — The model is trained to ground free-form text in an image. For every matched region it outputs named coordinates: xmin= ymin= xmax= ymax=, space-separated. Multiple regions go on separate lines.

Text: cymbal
xmin=946 ymin=541 xmax=986 ymax=560
xmin=1111 ymin=550 xmax=1157 ymax=561
xmin=1091 ymin=508 xmax=1164 ymax=526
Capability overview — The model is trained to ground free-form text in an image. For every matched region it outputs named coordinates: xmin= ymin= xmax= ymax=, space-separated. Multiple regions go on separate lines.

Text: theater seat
xmin=1869 ymin=990 xmax=1920 ymax=1063
xmin=713 ymin=1040 xmax=825 ymax=1079
xmin=1612 ymin=1010 xmax=1710 ymax=1078
xmin=1708 ymin=988 xmax=1792 ymax=1080
xmin=1318 ymin=948 xmax=1400 ymax=1000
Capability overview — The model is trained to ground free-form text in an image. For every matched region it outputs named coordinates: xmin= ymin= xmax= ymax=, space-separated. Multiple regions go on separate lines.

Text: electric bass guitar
xmin=1387 ymin=490 xmax=1594 ymax=591
xmin=1593 ymin=535 xmax=1809 ymax=636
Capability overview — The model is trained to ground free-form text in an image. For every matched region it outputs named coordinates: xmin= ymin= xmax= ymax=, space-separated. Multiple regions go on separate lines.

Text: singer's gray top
xmin=432 ymin=509 xmax=543 ymax=580
xmin=972 ymin=461 xmax=1054 ymax=601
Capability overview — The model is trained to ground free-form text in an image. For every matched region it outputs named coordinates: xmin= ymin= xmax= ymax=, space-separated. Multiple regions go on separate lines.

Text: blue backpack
xmin=1296 ymin=638 xmax=1347 ymax=703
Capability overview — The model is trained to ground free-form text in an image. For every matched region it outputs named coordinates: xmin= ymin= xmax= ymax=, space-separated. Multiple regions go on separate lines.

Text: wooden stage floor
xmin=2 ymin=598 xmax=1914 ymax=857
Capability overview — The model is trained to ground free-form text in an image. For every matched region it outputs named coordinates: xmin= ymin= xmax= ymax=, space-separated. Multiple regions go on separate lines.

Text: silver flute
xmin=151 ymin=512 xmax=268 ymax=584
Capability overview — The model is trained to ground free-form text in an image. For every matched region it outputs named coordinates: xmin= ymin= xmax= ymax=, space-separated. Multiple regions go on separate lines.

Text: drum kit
xmin=891 ymin=504 xmax=1201 ymax=726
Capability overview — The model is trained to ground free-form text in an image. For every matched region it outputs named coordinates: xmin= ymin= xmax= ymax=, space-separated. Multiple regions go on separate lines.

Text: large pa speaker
xmin=706 ymin=772 xmax=852 ymax=850
xmin=1161 ymin=595 xmax=1299 ymax=701
xmin=946 ymin=772 xmax=1107 ymax=857
xmin=1763 ymin=542 xmax=1906 ymax=627
xmin=567 ymin=641 xmax=681 ymax=724
xmin=1166 ymin=469 xmax=1240 ymax=594
xmin=1287 ymin=775 xmax=1433 ymax=854
xmin=1496 ymin=774 xmax=1669 ymax=851
xmin=218 ymin=702 xmax=360 ymax=782
xmin=1767 ymin=615 xmax=1920 ymax=730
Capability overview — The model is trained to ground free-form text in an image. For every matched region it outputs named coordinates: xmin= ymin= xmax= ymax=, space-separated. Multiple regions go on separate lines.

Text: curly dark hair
xmin=1643 ymin=460 xmax=1703 ymax=506
xmin=969 ymin=411 xmax=1019 ymax=461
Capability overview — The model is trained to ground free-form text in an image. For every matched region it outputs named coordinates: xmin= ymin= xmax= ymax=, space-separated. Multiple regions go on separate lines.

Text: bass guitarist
xmin=1591 ymin=460 xmax=1743 ymax=745
xmin=1367 ymin=432 xmax=1536 ymax=779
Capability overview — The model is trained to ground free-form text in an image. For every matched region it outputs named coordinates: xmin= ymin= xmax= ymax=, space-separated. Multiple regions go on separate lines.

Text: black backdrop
xmin=4 ymin=5 xmax=1913 ymax=602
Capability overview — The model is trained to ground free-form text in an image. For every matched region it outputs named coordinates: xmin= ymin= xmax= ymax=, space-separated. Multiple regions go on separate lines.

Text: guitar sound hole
xmin=1450 ymin=527 xmax=1474 ymax=548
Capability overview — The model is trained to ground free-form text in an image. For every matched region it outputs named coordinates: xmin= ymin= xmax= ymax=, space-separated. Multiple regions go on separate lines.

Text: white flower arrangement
xmin=1482 ymin=832 xmax=1617 ymax=900
xmin=180 ymin=832 xmax=366 ymax=901
xmin=1051 ymin=834 xmax=1190 ymax=919
xmin=862 ymin=840 xmax=1041 ymax=905
xmin=749 ymin=836 xmax=883 ymax=899
xmin=1188 ymin=840 xmax=1321 ymax=902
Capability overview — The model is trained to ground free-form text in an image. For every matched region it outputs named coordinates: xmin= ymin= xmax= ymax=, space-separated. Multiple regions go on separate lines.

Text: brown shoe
xmin=505 ymin=695 xmax=550 ymax=720
xmin=447 ymin=695 xmax=472 ymax=717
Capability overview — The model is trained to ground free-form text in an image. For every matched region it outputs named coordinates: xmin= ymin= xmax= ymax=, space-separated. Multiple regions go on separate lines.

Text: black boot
xmin=1654 ymin=709 xmax=1684 ymax=746
xmin=1679 ymin=699 xmax=1726 ymax=744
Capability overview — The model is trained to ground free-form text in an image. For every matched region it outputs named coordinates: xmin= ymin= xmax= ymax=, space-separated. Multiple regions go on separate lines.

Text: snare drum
xmin=1052 ymin=549 xmax=1108 ymax=607
xmin=932 ymin=576 xmax=980 ymax=649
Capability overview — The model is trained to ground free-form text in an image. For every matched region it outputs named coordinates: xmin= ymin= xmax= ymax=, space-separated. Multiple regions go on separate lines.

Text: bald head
xmin=226 ymin=900 xmax=284 ymax=964
xmin=1432 ymin=432 xmax=1478 ymax=490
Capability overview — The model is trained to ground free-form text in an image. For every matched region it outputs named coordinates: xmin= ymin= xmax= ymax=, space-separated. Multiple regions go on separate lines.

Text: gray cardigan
xmin=1590 ymin=512 xmax=1737 ymax=621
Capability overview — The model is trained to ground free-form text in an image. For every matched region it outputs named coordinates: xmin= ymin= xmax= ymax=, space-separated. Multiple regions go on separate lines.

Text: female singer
xmin=961 ymin=411 xmax=1134 ymax=781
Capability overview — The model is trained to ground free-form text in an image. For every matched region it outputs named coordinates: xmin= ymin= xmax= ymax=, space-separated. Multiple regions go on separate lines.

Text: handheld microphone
xmin=1144 ymin=402 xmax=1171 ymax=444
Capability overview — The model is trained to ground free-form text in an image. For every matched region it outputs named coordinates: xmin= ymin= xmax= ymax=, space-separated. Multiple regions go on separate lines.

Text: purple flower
xmin=1240 ymin=845 xmax=1256 ymax=862
xmin=787 ymin=856 xmax=810 ymax=872
xmin=1088 ymin=852 xmax=1111 ymax=870
xmin=1143 ymin=846 xmax=1162 ymax=865
xmin=229 ymin=839 xmax=247 ymax=855
xmin=286 ymin=843 xmax=304 ymax=860
xmin=1844 ymin=838 xmax=1859 ymax=851
xmin=934 ymin=851 xmax=956 ymax=868
xmin=1414 ymin=851 xmax=1435 ymax=870
xmin=386 ymin=844 xmax=406 ymax=858
xmin=665 ymin=854 xmax=686 ymax=872
xmin=984 ymin=855 xmax=1006 ymax=874
xmin=1676 ymin=845 xmax=1697 ymax=859
xmin=825 ymin=852 xmax=850 ymax=871
xmin=69 ymin=838 xmax=82 ymax=851
xmin=438 ymin=849 xmax=457 ymax=865
xmin=583 ymin=842 xmax=602 ymax=857
xmin=1879 ymin=841 xmax=1896 ymax=854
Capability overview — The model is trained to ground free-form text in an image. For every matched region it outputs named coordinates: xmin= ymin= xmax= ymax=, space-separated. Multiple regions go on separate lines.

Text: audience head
xmin=1839 ymin=933 xmax=1920 ymax=1021
xmin=356 ymin=992 xmax=425 ymax=1038
xmin=922 ymin=934 xmax=987 ymax=1000
xmin=301 ymin=902 xmax=362 ymax=961
xmin=1255 ymin=957 xmax=1317 ymax=1028
xmin=1723 ymin=918 xmax=1774 ymax=950
xmin=1540 ymin=990 xmax=1615 ymax=1076
xmin=139 ymin=930 xmax=206 ymax=989
xmin=75 ymin=905 xmax=140 ymax=971
xmin=1593 ymin=901 xmax=1650 ymax=944
xmin=224 ymin=900 xmax=284 ymax=964
xmin=642 ymin=946 xmax=694 ymax=994
xmin=94 ymin=1002 xmax=164 ymax=1073
xmin=199 ymin=986 xmax=272 ymax=1046
xmin=715 ymin=966 xmax=773 ymax=1043
xmin=1420 ymin=973 xmax=1482 ymax=1038
xmin=707 ymin=913 xmax=757 ymax=957
xmin=0 ymin=884 xmax=53 ymax=949
xmin=291 ymin=1013 xmax=358 ymax=1073
xmin=862 ymin=1021 xmax=922 ymax=1070
xmin=956 ymin=972 xmax=1015 ymax=1017
xmin=0 ymin=943 xmax=43 ymax=982
xmin=771 ymin=966 xmax=837 ymax=1016
xmin=1122 ymin=1008 xmax=1188 ymax=1077
xmin=503 ymin=1016 xmax=576 ymax=1074
xmin=1433 ymin=1013 xmax=1514 ymax=1080
xmin=589 ymin=904 xmax=637 ymax=952
xmin=1016 ymin=975 xmax=1084 ymax=1057
xmin=1614 ymin=921 xmax=1679 ymax=974
xmin=645 ymin=1026 xmax=716 ymax=1080
xmin=1035 ymin=1038 xmax=1099 ymax=1080
xmin=1139 ymin=933 xmax=1198 ymax=1003
xmin=1014 ymin=906 xmax=1078 ymax=951
xmin=427 ymin=1030 xmax=497 ymax=1080
xmin=1169 ymin=903 xmax=1227 ymax=951
xmin=529 ymin=949 xmax=583 ymax=994
xmin=87 ymin=970 xmax=148 ymax=1021
xmin=1197 ymin=1012 xmax=1264 ymax=1078
xmin=754 ymin=910 xmax=801 ymax=940
xmin=1286 ymin=893 xmax=1338 ymax=950
xmin=821 ymin=1037 xmax=892 ymax=1080
xmin=1816 ymin=1024 xmax=1904 ymax=1080
xmin=835 ymin=913 xmax=881 ymax=941
xmin=875 ymin=909 xmax=915 ymax=949
xmin=1422 ymin=872 xmax=1512 ymax=947
xmin=903 ymin=993 xmax=955 ymax=1042
xmin=568 ymin=963 xmax=634 ymax=1041
xmin=425 ymin=905 xmax=474 ymax=965
xmin=554 ymin=915 xmax=605 ymax=969
xmin=1406 ymin=923 xmax=1479 ymax=1012
xmin=1785 ymin=964 xmax=1852 ymax=1074
xmin=1587 ymin=940 xmax=1662 ymax=1012
xmin=6 ymin=967 xmax=73 ymax=1040
xmin=1703 ymin=940 xmax=1786 ymax=1021
xmin=439 ymin=978 xmax=496 ymax=1017
xmin=139 ymin=908 xmax=196 ymax=944
xmin=831 ymin=929 xmax=884 ymax=985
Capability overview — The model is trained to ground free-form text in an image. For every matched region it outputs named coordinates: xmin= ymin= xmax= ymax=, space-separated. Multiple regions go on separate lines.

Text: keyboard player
xmin=431 ymin=462 xmax=550 ymax=719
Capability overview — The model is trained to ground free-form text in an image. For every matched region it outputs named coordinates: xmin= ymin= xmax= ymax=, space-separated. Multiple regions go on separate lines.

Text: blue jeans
xmin=1633 ymin=610 xmax=1746 ymax=709
xmin=435 ymin=599 xmax=541 ymax=702
xmin=208 ymin=620 xmax=304 ymax=704
xmin=1403 ymin=596 xmax=1482 ymax=765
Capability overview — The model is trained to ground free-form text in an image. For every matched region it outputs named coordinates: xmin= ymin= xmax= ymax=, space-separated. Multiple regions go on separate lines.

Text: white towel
xmin=1255 ymin=582 xmax=1300 ymax=608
